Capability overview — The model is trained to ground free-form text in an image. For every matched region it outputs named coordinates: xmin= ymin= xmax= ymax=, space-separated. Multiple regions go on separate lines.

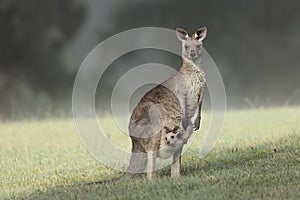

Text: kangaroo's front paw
xmin=193 ymin=122 xmax=200 ymax=131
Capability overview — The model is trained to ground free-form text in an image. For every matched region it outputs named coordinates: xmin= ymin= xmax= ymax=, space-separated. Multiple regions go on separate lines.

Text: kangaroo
xmin=91 ymin=27 xmax=207 ymax=185
xmin=123 ymin=27 xmax=207 ymax=180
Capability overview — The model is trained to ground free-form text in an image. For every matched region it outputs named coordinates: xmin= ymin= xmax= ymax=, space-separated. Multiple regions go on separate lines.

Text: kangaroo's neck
xmin=180 ymin=57 xmax=202 ymax=72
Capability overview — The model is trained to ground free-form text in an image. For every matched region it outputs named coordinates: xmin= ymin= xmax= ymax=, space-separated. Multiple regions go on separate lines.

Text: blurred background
xmin=1 ymin=0 xmax=300 ymax=120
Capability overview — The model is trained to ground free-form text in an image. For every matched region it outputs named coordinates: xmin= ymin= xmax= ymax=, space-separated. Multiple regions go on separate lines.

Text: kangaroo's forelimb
xmin=193 ymin=88 xmax=204 ymax=131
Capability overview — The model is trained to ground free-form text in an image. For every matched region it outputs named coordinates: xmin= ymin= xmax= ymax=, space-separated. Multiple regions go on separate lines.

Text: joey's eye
xmin=171 ymin=136 xmax=175 ymax=139
xmin=184 ymin=45 xmax=188 ymax=49
xmin=165 ymin=137 xmax=168 ymax=141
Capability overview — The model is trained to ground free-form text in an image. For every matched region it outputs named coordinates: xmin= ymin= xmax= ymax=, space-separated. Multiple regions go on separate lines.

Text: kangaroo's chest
xmin=184 ymin=71 xmax=205 ymax=112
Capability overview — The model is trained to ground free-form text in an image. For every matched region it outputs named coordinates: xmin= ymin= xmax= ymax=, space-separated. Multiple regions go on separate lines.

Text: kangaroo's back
xmin=130 ymin=84 xmax=182 ymax=130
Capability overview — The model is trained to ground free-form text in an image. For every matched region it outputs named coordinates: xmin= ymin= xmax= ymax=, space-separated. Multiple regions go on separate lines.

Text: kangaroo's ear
xmin=176 ymin=27 xmax=189 ymax=41
xmin=194 ymin=27 xmax=207 ymax=41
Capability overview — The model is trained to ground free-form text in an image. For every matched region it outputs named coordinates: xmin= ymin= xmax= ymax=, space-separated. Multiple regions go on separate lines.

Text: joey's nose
xmin=167 ymin=141 xmax=170 ymax=144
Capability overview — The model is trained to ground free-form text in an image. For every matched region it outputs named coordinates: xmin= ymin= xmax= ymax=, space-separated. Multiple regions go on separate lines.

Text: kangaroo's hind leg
xmin=171 ymin=144 xmax=183 ymax=178
xmin=123 ymin=141 xmax=147 ymax=178
xmin=147 ymin=151 xmax=157 ymax=180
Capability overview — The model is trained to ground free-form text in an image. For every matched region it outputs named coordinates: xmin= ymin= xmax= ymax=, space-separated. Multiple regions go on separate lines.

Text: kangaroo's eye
xmin=184 ymin=45 xmax=188 ymax=49
xmin=171 ymin=136 xmax=175 ymax=139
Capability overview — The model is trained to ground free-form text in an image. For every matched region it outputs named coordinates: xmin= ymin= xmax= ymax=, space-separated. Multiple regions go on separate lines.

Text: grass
xmin=0 ymin=107 xmax=300 ymax=199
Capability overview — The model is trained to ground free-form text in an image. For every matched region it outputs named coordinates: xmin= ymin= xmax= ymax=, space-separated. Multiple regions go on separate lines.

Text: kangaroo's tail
xmin=87 ymin=173 xmax=134 ymax=185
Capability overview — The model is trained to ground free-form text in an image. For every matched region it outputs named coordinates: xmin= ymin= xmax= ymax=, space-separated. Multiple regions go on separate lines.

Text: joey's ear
xmin=163 ymin=126 xmax=172 ymax=133
xmin=172 ymin=126 xmax=180 ymax=134
xmin=194 ymin=27 xmax=207 ymax=41
xmin=176 ymin=27 xmax=189 ymax=41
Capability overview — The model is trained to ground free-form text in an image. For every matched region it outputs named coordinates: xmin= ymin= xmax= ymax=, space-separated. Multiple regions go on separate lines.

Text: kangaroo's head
xmin=176 ymin=27 xmax=207 ymax=63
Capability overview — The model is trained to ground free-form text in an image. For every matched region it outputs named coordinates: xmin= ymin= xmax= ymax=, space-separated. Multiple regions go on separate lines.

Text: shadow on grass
xmin=16 ymin=135 xmax=300 ymax=200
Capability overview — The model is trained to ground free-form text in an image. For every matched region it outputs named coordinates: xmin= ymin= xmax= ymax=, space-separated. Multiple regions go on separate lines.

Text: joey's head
xmin=176 ymin=27 xmax=207 ymax=63
xmin=164 ymin=126 xmax=181 ymax=145
xmin=165 ymin=132 xmax=177 ymax=145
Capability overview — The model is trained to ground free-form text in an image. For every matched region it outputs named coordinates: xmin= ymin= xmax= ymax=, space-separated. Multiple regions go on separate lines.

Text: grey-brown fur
xmin=122 ymin=27 xmax=207 ymax=180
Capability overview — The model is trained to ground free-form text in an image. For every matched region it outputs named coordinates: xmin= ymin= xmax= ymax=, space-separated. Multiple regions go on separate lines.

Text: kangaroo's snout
xmin=190 ymin=51 xmax=196 ymax=58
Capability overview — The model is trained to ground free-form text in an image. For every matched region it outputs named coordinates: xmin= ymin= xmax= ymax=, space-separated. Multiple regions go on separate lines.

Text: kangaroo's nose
xmin=167 ymin=141 xmax=170 ymax=144
xmin=190 ymin=53 xmax=196 ymax=57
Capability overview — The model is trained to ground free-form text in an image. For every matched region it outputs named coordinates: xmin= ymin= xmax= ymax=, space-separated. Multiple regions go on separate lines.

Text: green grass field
xmin=1 ymin=107 xmax=300 ymax=199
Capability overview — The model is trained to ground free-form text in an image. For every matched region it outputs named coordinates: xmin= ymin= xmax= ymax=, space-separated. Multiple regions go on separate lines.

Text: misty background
xmin=1 ymin=0 xmax=300 ymax=120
